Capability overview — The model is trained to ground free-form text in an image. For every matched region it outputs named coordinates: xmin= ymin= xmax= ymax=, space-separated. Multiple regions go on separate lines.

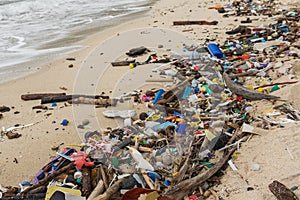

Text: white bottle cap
xmin=74 ymin=171 xmax=82 ymax=179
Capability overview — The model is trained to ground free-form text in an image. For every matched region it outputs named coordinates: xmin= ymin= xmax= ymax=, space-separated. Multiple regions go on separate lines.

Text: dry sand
xmin=0 ymin=0 xmax=299 ymax=199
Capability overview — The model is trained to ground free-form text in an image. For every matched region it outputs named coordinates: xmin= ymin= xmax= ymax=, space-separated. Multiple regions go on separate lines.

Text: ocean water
xmin=0 ymin=0 xmax=154 ymax=81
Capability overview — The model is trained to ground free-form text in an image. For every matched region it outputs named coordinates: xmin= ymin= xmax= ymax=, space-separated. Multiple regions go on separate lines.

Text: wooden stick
xmin=41 ymin=94 xmax=109 ymax=104
xmin=87 ymin=180 xmax=104 ymax=200
xmin=145 ymin=78 xmax=174 ymax=82
xmin=141 ymin=169 xmax=155 ymax=189
xmin=21 ymin=93 xmax=66 ymax=101
xmin=210 ymin=189 xmax=220 ymax=200
xmin=82 ymin=166 xmax=92 ymax=197
xmin=172 ymin=138 xmax=193 ymax=184
xmin=100 ymin=165 xmax=109 ymax=190
xmin=173 ymin=21 xmax=218 ymax=26
xmin=229 ymin=70 xmax=258 ymax=78
xmin=253 ymin=81 xmax=298 ymax=89
xmin=21 ymin=162 xmax=74 ymax=196
xmin=93 ymin=178 xmax=125 ymax=200
xmin=71 ymin=98 xmax=116 ymax=107
xmin=275 ymin=45 xmax=290 ymax=56
xmin=156 ymin=78 xmax=191 ymax=105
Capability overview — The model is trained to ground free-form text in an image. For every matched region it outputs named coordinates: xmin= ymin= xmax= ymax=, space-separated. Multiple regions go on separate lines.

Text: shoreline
xmin=0 ymin=0 xmax=157 ymax=84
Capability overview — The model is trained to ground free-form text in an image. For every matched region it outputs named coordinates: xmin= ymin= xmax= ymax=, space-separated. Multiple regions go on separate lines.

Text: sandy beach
xmin=0 ymin=0 xmax=299 ymax=199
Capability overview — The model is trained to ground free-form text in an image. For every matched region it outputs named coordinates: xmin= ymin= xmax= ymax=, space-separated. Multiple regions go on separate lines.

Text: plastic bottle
xmin=207 ymin=43 xmax=224 ymax=59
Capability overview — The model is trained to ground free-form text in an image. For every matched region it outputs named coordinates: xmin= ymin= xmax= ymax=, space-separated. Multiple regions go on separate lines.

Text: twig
xmin=210 ymin=189 xmax=220 ymax=200
xmin=141 ymin=169 xmax=155 ymax=189
xmin=218 ymin=137 xmax=245 ymax=151
xmin=94 ymin=178 xmax=125 ymax=200
xmin=229 ymin=70 xmax=258 ymax=78
xmin=100 ymin=165 xmax=109 ymax=190
xmin=87 ymin=180 xmax=104 ymax=200
xmin=253 ymin=81 xmax=298 ymax=89
xmin=172 ymin=137 xmax=194 ymax=184
xmin=82 ymin=166 xmax=92 ymax=197
xmin=21 ymin=162 xmax=74 ymax=196
xmin=281 ymin=173 xmax=300 ymax=181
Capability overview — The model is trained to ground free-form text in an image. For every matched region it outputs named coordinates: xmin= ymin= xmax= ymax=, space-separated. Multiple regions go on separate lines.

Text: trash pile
xmin=1 ymin=0 xmax=299 ymax=199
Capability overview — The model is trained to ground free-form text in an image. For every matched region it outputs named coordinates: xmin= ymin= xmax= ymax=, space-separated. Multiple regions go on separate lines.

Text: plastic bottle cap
xmin=256 ymin=88 xmax=264 ymax=93
xmin=129 ymin=63 xmax=136 ymax=69
xmin=248 ymin=85 xmax=254 ymax=90
xmin=164 ymin=180 xmax=171 ymax=186
xmin=61 ymin=119 xmax=69 ymax=126
xmin=74 ymin=171 xmax=82 ymax=179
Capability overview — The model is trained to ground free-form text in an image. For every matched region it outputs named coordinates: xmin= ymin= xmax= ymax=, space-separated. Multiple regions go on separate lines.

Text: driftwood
xmin=21 ymin=162 xmax=74 ymax=196
xmin=126 ymin=47 xmax=148 ymax=57
xmin=156 ymin=91 xmax=179 ymax=105
xmin=94 ymin=178 xmax=125 ymax=200
xmin=156 ymin=78 xmax=191 ymax=105
xmin=229 ymin=70 xmax=258 ymax=78
xmin=269 ymin=180 xmax=299 ymax=200
xmin=21 ymin=93 xmax=66 ymax=101
xmin=164 ymin=147 xmax=236 ymax=200
xmin=223 ymin=73 xmax=280 ymax=100
xmin=82 ymin=166 xmax=92 ymax=197
xmin=32 ymin=105 xmax=48 ymax=110
xmin=111 ymin=60 xmax=135 ymax=66
xmin=173 ymin=21 xmax=218 ymax=26
xmin=41 ymin=94 xmax=109 ymax=104
xmin=41 ymin=95 xmax=74 ymax=104
xmin=254 ymin=81 xmax=298 ymax=89
xmin=145 ymin=78 xmax=174 ymax=82
xmin=87 ymin=180 xmax=104 ymax=200
xmin=100 ymin=165 xmax=109 ymax=190
xmin=275 ymin=44 xmax=290 ymax=56
xmin=71 ymin=98 xmax=117 ymax=107
xmin=142 ymin=169 xmax=155 ymax=189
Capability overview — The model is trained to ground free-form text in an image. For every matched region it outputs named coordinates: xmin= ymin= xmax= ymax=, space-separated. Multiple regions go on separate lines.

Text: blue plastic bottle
xmin=207 ymin=43 xmax=224 ymax=59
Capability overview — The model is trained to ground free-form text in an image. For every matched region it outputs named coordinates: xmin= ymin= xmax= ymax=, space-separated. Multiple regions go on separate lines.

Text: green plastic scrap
xmin=270 ymin=85 xmax=280 ymax=92
xmin=112 ymin=158 xmax=119 ymax=167
xmin=200 ymin=161 xmax=214 ymax=168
